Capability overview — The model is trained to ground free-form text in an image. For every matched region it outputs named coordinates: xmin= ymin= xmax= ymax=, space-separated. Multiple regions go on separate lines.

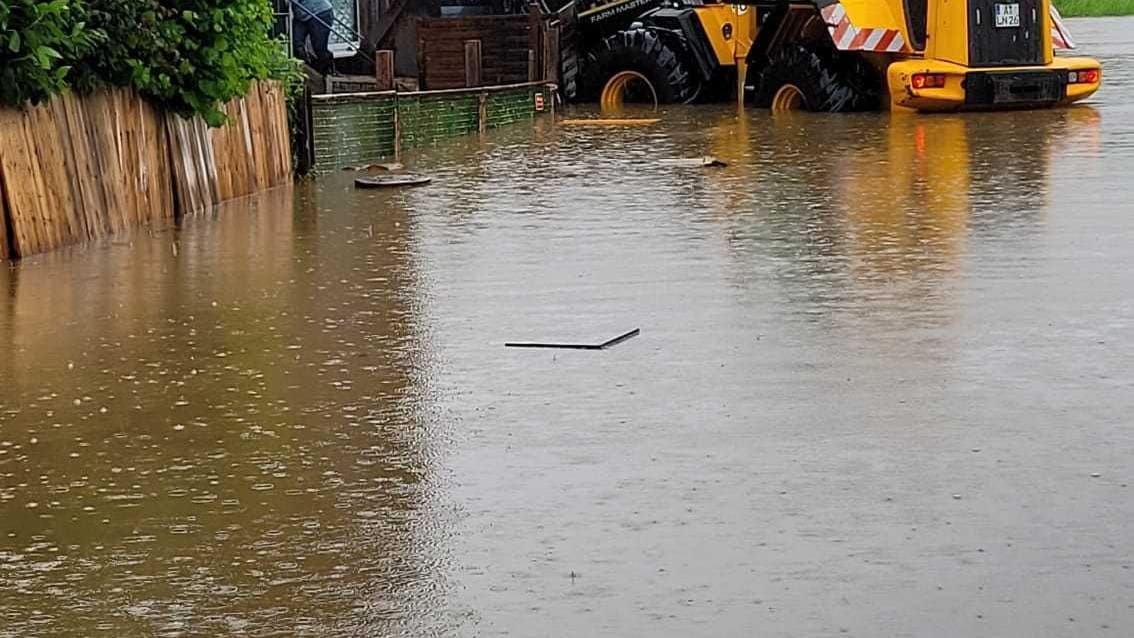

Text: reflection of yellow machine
xmin=699 ymin=105 xmax=1101 ymax=277
xmin=587 ymin=0 xmax=1101 ymax=112
xmin=834 ymin=107 xmax=1101 ymax=274
xmin=836 ymin=116 xmax=972 ymax=275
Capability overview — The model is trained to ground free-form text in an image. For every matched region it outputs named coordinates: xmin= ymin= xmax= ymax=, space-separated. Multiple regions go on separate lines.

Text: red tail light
xmin=1069 ymin=69 xmax=1100 ymax=84
xmin=912 ymin=73 xmax=947 ymax=89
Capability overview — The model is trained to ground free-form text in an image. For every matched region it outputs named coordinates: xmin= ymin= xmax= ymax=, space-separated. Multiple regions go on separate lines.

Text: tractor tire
xmin=581 ymin=27 xmax=701 ymax=104
xmin=753 ymin=44 xmax=879 ymax=112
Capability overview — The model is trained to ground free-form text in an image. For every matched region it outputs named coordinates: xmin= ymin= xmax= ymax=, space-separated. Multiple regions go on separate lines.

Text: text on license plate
xmin=995 ymin=3 xmax=1021 ymax=27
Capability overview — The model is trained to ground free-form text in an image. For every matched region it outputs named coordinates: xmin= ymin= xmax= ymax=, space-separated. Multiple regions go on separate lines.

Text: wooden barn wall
xmin=0 ymin=81 xmax=291 ymax=259
xmin=418 ymin=15 xmax=537 ymax=90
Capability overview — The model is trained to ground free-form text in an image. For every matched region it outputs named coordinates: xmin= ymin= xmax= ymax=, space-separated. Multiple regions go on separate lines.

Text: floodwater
xmin=3 ymin=17 xmax=1134 ymax=638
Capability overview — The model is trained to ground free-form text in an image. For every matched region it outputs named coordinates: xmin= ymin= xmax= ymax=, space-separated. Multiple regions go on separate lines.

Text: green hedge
xmin=0 ymin=0 xmax=293 ymax=125
xmin=0 ymin=1 xmax=96 ymax=106
xmin=1054 ymin=0 xmax=1134 ymax=16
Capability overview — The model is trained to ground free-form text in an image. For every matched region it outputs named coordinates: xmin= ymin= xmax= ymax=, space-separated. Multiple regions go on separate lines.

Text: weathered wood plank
xmin=465 ymin=40 xmax=483 ymax=88
xmin=57 ymin=92 xmax=102 ymax=240
xmin=88 ymin=90 xmax=130 ymax=234
xmin=32 ymin=98 xmax=78 ymax=248
xmin=0 ymin=108 xmax=41 ymax=255
xmin=0 ymin=158 xmax=9 ymax=260
xmin=376 ymin=50 xmax=395 ymax=91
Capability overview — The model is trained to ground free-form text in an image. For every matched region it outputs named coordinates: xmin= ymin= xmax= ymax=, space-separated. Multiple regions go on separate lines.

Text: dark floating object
xmin=343 ymin=162 xmax=405 ymax=172
xmin=658 ymin=156 xmax=728 ymax=168
xmin=354 ymin=174 xmax=432 ymax=188
xmin=505 ymin=328 xmax=640 ymax=350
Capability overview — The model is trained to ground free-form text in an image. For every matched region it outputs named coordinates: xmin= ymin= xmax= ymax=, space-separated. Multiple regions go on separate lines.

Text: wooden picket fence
xmin=166 ymin=82 xmax=292 ymax=213
xmin=0 ymin=81 xmax=291 ymax=260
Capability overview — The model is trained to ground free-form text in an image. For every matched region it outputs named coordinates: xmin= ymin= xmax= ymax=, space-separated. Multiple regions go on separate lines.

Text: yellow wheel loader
xmin=566 ymin=0 xmax=1101 ymax=111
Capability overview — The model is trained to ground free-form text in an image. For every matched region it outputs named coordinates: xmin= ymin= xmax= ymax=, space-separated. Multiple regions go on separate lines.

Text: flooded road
xmin=3 ymin=17 xmax=1134 ymax=637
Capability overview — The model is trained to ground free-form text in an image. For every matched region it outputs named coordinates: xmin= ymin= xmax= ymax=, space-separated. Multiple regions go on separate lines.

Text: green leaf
xmin=8 ymin=32 xmax=20 ymax=53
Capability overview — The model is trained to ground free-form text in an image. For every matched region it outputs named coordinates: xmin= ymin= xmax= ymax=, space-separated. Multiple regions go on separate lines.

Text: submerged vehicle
xmin=559 ymin=0 xmax=1101 ymax=111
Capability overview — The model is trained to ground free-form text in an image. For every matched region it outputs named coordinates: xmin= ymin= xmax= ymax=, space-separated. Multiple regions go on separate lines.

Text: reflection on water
xmin=700 ymin=106 xmax=1102 ymax=329
xmin=1 ymin=26 xmax=1132 ymax=635
xmin=0 ymin=187 xmax=449 ymax=635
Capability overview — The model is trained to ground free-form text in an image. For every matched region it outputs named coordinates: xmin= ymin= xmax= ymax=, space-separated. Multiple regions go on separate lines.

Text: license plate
xmin=995 ymin=3 xmax=1020 ymax=27
xmin=980 ymin=71 xmax=1064 ymax=105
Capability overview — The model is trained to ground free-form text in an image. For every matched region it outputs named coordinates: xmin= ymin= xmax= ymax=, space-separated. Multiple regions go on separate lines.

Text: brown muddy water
xmin=3 ymin=18 xmax=1134 ymax=638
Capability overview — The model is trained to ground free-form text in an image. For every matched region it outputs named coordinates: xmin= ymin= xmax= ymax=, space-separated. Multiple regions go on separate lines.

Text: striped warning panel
xmin=820 ymin=3 xmax=909 ymax=54
xmin=1050 ymin=5 xmax=1075 ymax=50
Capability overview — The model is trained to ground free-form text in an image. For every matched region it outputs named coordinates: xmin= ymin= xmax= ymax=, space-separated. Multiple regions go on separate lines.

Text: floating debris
xmin=369 ymin=162 xmax=404 ymax=172
xmin=342 ymin=162 xmax=404 ymax=172
xmin=658 ymin=156 xmax=728 ymax=168
xmin=560 ymin=118 xmax=660 ymax=126
xmin=505 ymin=328 xmax=640 ymax=351
xmin=354 ymin=174 xmax=432 ymax=189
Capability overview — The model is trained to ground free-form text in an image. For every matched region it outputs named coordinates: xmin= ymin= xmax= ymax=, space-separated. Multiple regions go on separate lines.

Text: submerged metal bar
xmin=599 ymin=328 xmax=640 ymax=348
xmin=505 ymin=328 xmax=640 ymax=350
xmin=505 ymin=342 xmax=606 ymax=350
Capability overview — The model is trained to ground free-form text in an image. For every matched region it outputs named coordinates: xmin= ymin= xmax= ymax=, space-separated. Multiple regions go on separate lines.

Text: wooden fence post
xmin=0 ymin=170 xmax=10 ymax=260
xmin=375 ymin=50 xmax=395 ymax=91
xmin=393 ymin=94 xmax=402 ymax=161
xmin=478 ymin=92 xmax=488 ymax=134
xmin=544 ymin=23 xmax=560 ymax=84
xmin=464 ymin=40 xmax=482 ymax=88
xmin=529 ymin=3 xmax=542 ymax=80
xmin=417 ymin=29 xmax=427 ymax=90
xmin=293 ymin=86 xmax=315 ymax=176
